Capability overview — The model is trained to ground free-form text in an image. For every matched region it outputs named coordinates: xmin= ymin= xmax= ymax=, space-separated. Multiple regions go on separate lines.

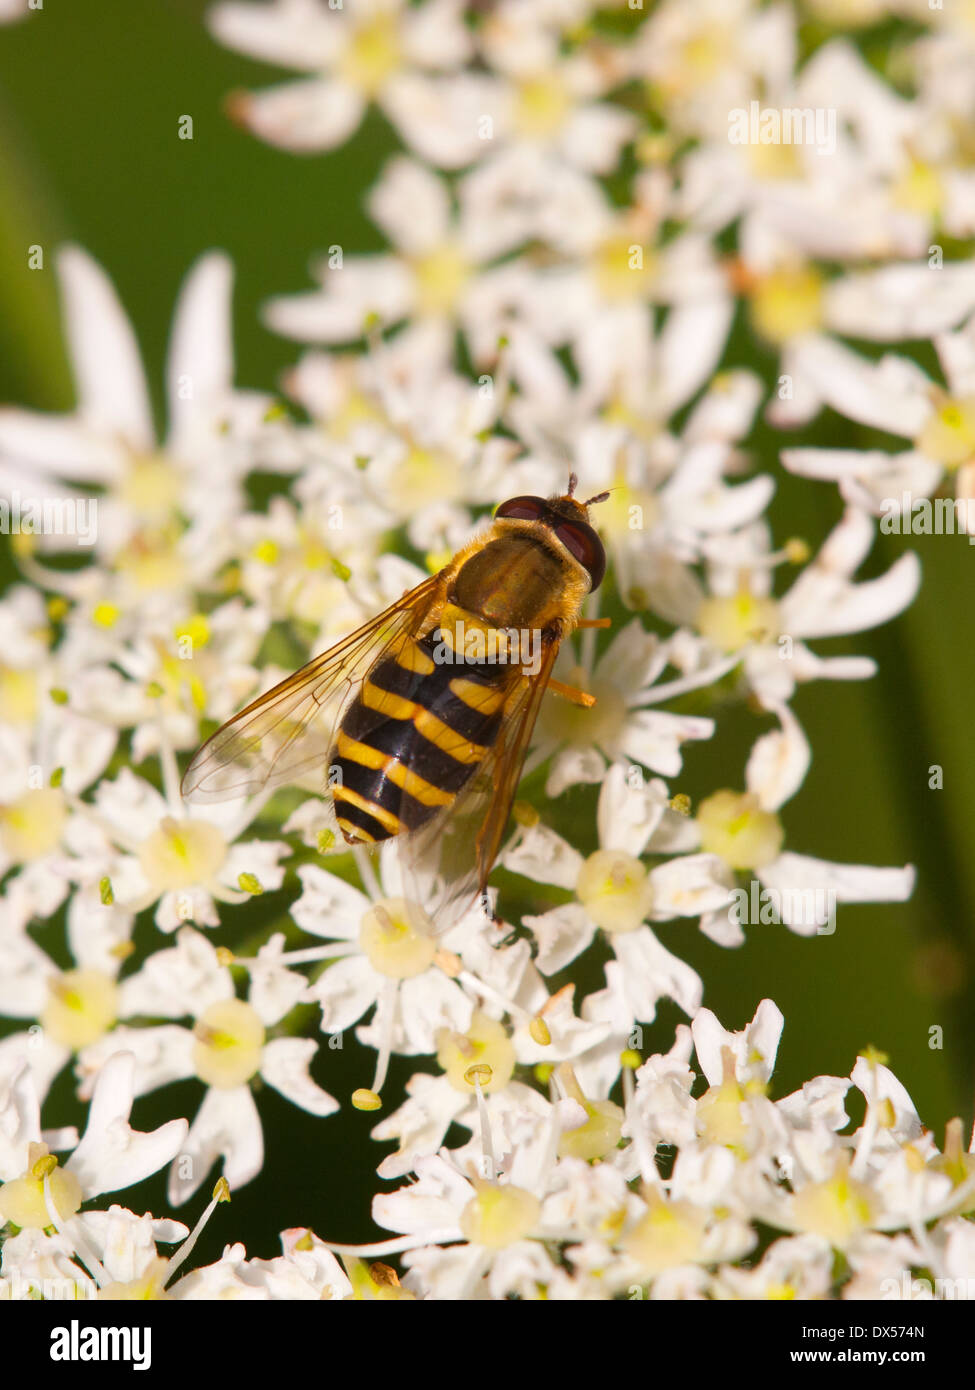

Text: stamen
xmin=164 ymin=1178 xmax=231 ymax=1284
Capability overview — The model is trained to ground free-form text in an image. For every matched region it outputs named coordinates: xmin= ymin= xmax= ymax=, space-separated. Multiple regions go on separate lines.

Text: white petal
xmin=744 ymin=703 xmax=811 ymax=811
xmin=305 ymin=955 xmax=378 ymax=1034
xmin=758 ymin=853 xmax=915 ymax=936
xmin=523 ymin=904 xmax=597 ymax=975
xmin=208 ymin=0 xmax=343 ymax=69
xmin=612 ymin=929 xmax=703 ymax=1020
xmin=166 ymin=253 xmax=234 ymax=439
xmin=231 ymin=77 xmax=364 ymax=153
xmin=56 ymin=246 xmax=154 ymax=448
xmin=0 ymin=1064 xmax=41 ymax=1178
xmin=168 ymin=1084 xmax=263 ymax=1205
xmin=648 ymin=853 xmax=735 ymax=919
xmin=501 ymin=823 xmax=581 ymax=890
xmin=67 ymin=1052 xmax=188 ymax=1199
xmin=261 ymin=1037 xmax=339 ymax=1117
xmin=826 ymin=261 xmax=975 ymax=341
xmin=596 ymin=762 xmax=667 ymax=858
xmin=620 ymin=710 xmax=715 ymax=777
xmin=0 ymin=410 xmax=123 ymax=482
xmin=657 ymin=298 xmax=736 ymax=415
xmin=368 ymin=156 xmax=450 ymax=253
xmin=692 ymin=999 xmax=784 ymax=1087
xmin=290 ymin=863 xmax=369 ymax=939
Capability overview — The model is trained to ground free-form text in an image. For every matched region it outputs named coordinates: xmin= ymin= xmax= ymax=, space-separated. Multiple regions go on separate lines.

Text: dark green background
xmin=0 ymin=2 xmax=972 ymax=1268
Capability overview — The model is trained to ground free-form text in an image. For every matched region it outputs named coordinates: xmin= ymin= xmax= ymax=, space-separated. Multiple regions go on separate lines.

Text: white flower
xmin=75 ymin=929 xmax=338 ymax=1205
xmin=83 ymin=764 xmax=289 ymax=932
xmin=529 ymin=619 xmax=716 ymax=798
xmin=503 ymin=764 xmax=726 ymax=1046
xmin=0 ymin=1054 xmax=187 ymax=1234
xmin=781 ymin=314 xmax=975 ymax=531
xmin=209 ymin=0 xmax=476 ymax=165
xmin=693 ymin=704 xmax=915 ymax=944
xmin=661 ymin=508 xmax=920 ymax=706
xmin=0 ymin=247 xmax=278 ymax=600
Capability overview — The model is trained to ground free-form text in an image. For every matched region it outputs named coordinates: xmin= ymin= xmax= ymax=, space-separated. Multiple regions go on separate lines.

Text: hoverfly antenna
xmin=584 ymin=490 xmax=611 ymax=507
xmin=566 ymin=472 xmax=578 ymax=498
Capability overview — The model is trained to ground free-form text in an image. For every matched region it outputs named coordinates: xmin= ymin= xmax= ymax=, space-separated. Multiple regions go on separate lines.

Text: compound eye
xmin=554 ymin=519 xmax=606 ymax=591
xmin=495 ymin=495 xmax=547 ymax=521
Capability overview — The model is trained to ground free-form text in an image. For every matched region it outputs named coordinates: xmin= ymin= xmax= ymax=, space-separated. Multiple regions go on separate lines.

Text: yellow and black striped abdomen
xmin=330 ymin=627 xmax=512 ymax=844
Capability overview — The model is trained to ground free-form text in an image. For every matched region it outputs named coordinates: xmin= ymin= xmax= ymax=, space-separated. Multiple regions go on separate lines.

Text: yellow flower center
xmin=339 ymin=16 xmax=401 ymax=97
xmin=115 ymin=528 xmax=189 ymax=592
xmin=359 ymin=898 xmax=436 ymax=979
xmin=514 ymin=73 xmax=572 ymax=139
xmin=388 ymin=444 xmax=461 ymax=513
xmin=558 ymin=1097 xmax=624 ymax=1161
xmin=916 ymin=396 xmax=975 ymax=469
xmin=576 ymin=849 xmax=652 ymax=934
xmin=137 ymin=817 xmax=228 ymax=893
xmin=696 ymin=790 xmax=784 ymax=871
xmin=329 ymin=388 xmax=386 ymax=440
xmin=459 ymin=1180 xmax=541 ymax=1248
xmin=594 ymin=235 xmax=658 ymax=304
xmin=42 ymin=969 xmax=118 ymax=1051
xmin=0 ymin=787 xmax=67 ymax=862
xmin=410 ymin=244 xmax=470 ymax=319
xmin=594 ymin=469 xmax=660 ymax=536
xmin=99 ymin=1256 xmax=170 ymax=1301
xmin=623 ymin=1194 xmax=710 ymax=1276
xmin=539 ymin=671 xmax=625 ymax=750
xmin=747 ymin=140 xmax=803 ymax=180
xmin=119 ymin=455 xmax=183 ymax=522
xmin=791 ymin=1163 xmax=877 ymax=1249
xmin=891 ymin=158 xmax=943 ymax=218
xmin=0 ymin=666 xmax=39 ymax=724
xmin=0 ymin=1149 xmax=83 ymax=1231
xmin=192 ymin=999 xmax=265 ymax=1088
xmin=697 ymin=590 xmax=780 ymax=651
xmin=437 ymin=1011 xmax=516 ymax=1094
xmin=748 ymin=266 xmax=824 ymax=344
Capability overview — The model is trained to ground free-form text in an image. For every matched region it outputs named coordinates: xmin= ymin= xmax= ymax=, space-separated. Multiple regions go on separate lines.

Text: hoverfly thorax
xmin=493 ymin=477 xmax=608 ymax=593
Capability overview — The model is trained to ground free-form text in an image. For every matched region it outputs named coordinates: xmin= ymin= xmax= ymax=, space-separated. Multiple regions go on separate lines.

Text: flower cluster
xmin=0 ymin=0 xmax=972 ymax=1300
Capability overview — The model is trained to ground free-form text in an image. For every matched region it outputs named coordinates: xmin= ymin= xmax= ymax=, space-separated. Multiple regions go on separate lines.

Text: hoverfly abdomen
xmin=331 ymin=623 xmax=512 ymax=845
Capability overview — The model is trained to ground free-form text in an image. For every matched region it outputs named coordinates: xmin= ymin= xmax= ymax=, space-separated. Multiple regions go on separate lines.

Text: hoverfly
xmin=181 ymin=476 xmax=609 ymax=931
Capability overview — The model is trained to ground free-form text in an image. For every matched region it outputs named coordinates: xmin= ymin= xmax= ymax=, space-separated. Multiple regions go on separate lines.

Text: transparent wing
xmin=397 ymin=638 xmax=560 ymax=934
xmin=180 ymin=574 xmax=445 ymax=804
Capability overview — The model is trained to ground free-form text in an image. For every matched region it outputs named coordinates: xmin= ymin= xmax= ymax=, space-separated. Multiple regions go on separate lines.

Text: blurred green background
xmin=1 ymin=1 xmax=973 ymax=1269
